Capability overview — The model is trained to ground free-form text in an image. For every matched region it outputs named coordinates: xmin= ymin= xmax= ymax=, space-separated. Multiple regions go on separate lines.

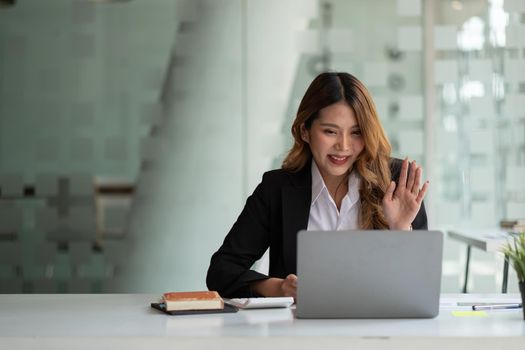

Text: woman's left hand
xmin=382 ymin=158 xmax=429 ymax=230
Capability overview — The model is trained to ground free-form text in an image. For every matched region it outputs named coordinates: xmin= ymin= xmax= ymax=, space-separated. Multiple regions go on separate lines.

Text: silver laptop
xmin=296 ymin=230 xmax=443 ymax=319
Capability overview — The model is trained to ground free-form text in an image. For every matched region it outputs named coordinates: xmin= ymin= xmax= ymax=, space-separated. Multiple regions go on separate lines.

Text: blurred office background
xmin=0 ymin=0 xmax=524 ymax=293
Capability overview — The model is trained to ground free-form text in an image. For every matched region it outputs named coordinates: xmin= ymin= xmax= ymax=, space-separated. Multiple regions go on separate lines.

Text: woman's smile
xmin=328 ymin=155 xmax=350 ymax=165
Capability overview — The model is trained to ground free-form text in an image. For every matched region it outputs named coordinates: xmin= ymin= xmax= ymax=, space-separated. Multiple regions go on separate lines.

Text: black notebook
xmin=150 ymin=302 xmax=238 ymax=315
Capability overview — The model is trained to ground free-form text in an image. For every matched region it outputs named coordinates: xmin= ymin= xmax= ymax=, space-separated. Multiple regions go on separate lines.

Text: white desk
xmin=0 ymin=294 xmax=524 ymax=349
xmin=448 ymin=228 xmax=512 ymax=293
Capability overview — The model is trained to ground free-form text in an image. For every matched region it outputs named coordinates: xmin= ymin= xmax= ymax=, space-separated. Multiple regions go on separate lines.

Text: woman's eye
xmin=351 ymin=130 xmax=362 ymax=136
xmin=324 ymin=129 xmax=336 ymax=135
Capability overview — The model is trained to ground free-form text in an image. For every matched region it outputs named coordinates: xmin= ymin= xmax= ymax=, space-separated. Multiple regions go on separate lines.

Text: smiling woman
xmin=299 ymin=101 xmax=365 ymax=203
xmin=206 ymin=72 xmax=429 ymax=299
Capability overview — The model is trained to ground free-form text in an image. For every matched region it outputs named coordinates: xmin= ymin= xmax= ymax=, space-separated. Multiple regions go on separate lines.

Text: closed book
xmin=162 ymin=291 xmax=223 ymax=311
xmin=501 ymin=219 xmax=525 ymax=228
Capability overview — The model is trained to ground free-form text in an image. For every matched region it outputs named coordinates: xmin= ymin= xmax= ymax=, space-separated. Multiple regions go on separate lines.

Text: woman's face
xmin=301 ymin=101 xmax=365 ymax=187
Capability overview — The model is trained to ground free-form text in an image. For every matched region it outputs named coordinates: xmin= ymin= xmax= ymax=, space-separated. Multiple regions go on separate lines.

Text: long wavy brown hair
xmin=282 ymin=72 xmax=392 ymax=229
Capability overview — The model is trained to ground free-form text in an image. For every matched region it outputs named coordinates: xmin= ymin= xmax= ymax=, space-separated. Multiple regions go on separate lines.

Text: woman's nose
xmin=336 ymin=134 xmax=350 ymax=151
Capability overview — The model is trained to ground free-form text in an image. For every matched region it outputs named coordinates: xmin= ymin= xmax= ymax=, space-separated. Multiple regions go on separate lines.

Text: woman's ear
xmin=300 ymin=124 xmax=310 ymax=143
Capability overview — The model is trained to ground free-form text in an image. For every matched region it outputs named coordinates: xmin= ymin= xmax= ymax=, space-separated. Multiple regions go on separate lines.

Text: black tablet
xmin=150 ymin=302 xmax=238 ymax=315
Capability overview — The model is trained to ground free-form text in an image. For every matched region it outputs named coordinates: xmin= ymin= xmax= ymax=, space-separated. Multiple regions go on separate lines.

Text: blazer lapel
xmin=282 ymin=165 xmax=311 ymax=273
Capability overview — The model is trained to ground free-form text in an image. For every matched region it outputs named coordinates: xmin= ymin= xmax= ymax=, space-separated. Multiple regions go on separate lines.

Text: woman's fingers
xmin=395 ymin=158 xmax=425 ymax=196
xmin=406 ymin=160 xmax=417 ymax=191
xmin=286 ymin=274 xmax=298 ymax=287
xmin=411 ymin=166 xmax=422 ymax=194
xmin=397 ymin=158 xmax=409 ymax=191
xmin=392 ymin=159 xmax=429 ymax=206
xmin=416 ymin=180 xmax=429 ymax=204
xmin=282 ymin=274 xmax=297 ymax=298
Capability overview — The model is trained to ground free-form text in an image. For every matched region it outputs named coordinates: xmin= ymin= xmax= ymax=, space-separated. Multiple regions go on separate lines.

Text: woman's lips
xmin=328 ymin=155 xmax=349 ymax=165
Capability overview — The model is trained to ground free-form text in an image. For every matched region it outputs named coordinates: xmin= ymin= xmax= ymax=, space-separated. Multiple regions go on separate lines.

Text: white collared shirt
xmin=307 ymin=161 xmax=361 ymax=231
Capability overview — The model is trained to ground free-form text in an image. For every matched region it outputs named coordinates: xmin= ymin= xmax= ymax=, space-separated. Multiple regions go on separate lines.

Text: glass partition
xmin=0 ymin=0 xmax=524 ymax=293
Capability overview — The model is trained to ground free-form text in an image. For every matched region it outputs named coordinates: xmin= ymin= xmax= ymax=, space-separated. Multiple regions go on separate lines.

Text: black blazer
xmin=206 ymin=158 xmax=427 ymax=297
